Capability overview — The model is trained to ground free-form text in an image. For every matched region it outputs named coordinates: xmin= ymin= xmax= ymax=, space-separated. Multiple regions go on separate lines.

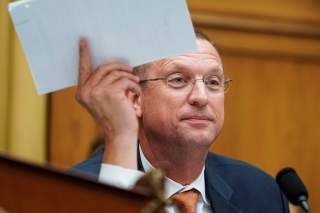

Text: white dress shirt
xmin=99 ymin=146 xmax=212 ymax=213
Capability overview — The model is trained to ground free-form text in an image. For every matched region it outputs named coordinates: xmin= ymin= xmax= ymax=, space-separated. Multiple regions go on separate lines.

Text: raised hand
xmin=76 ymin=38 xmax=142 ymax=169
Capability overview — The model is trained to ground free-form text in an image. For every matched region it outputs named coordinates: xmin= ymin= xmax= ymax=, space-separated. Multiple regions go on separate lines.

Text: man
xmin=72 ymin=30 xmax=289 ymax=213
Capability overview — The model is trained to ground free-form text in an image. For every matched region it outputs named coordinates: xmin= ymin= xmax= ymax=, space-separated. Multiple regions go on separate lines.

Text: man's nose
xmin=187 ymin=80 xmax=209 ymax=107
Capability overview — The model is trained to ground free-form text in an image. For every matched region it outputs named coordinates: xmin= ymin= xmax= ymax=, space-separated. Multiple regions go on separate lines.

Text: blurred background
xmin=1 ymin=0 xmax=319 ymax=212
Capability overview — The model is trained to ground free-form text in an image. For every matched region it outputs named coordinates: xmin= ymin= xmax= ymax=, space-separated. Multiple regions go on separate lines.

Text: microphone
xmin=276 ymin=167 xmax=311 ymax=213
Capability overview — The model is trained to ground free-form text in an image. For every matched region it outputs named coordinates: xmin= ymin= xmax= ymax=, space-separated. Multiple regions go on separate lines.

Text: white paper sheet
xmin=8 ymin=0 xmax=196 ymax=95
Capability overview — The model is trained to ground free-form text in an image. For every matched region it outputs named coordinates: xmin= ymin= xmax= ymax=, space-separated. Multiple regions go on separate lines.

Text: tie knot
xmin=170 ymin=189 xmax=200 ymax=213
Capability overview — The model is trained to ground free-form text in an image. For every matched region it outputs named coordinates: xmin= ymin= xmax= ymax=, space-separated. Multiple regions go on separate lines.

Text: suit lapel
xmin=205 ymin=165 xmax=243 ymax=213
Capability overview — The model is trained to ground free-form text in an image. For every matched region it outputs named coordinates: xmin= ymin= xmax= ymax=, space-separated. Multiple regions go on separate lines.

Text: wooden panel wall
xmin=49 ymin=88 xmax=102 ymax=166
xmin=49 ymin=1 xmax=320 ymax=212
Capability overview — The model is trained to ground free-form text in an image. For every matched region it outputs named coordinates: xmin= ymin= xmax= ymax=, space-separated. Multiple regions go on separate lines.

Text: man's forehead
xmin=135 ymin=39 xmax=223 ymax=77
xmin=154 ymin=40 xmax=222 ymax=69
xmin=158 ymin=39 xmax=220 ymax=63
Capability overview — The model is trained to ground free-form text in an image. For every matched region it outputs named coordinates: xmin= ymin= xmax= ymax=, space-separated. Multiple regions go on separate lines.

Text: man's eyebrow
xmin=162 ymin=62 xmax=224 ymax=75
xmin=210 ymin=66 xmax=224 ymax=75
xmin=160 ymin=63 xmax=182 ymax=74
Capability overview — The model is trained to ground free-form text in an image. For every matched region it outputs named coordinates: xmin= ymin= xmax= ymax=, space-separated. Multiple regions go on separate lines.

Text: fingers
xmin=76 ymin=39 xmax=141 ymax=145
xmin=100 ymin=70 xmax=139 ymax=85
xmin=78 ymin=38 xmax=135 ymax=88
xmin=85 ymin=63 xmax=134 ymax=88
xmin=117 ymin=78 xmax=141 ymax=97
xmin=96 ymin=72 xmax=141 ymax=96
xmin=76 ymin=64 xmax=140 ymax=105
xmin=78 ymin=38 xmax=92 ymax=85
xmin=77 ymin=38 xmax=139 ymax=106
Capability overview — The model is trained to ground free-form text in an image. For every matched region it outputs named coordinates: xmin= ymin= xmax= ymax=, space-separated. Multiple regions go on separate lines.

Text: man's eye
xmin=207 ymin=79 xmax=220 ymax=86
xmin=172 ymin=77 xmax=185 ymax=83
xmin=167 ymin=76 xmax=188 ymax=88
xmin=205 ymin=77 xmax=223 ymax=90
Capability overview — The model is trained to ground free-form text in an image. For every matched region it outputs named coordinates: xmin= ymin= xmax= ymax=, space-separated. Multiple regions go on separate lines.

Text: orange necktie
xmin=170 ymin=189 xmax=200 ymax=213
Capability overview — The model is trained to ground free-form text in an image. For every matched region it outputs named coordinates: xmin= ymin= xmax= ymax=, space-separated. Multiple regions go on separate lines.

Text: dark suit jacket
xmin=72 ymin=148 xmax=289 ymax=213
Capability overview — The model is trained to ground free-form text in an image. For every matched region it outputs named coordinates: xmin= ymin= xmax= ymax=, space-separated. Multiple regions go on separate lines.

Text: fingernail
xmin=80 ymin=37 xmax=86 ymax=47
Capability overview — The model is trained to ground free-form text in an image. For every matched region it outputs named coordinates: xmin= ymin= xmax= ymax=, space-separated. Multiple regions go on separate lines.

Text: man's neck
xmin=139 ymin=132 xmax=208 ymax=185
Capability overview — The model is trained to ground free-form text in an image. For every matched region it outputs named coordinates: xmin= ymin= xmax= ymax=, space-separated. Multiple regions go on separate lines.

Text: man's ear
xmin=128 ymin=90 xmax=142 ymax=117
xmin=133 ymin=93 xmax=142 ymax=117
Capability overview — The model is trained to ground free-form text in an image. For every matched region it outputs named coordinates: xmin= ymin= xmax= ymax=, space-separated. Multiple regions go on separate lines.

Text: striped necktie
xmin=170 ymin=189 xmax=200 ymax=213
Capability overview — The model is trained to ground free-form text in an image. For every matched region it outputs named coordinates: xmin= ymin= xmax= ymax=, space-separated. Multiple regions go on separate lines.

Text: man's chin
xmin=178 ymin=130 xmax=215 ymax=147
xmin=174 ymin=122 xmax=220 ymax=146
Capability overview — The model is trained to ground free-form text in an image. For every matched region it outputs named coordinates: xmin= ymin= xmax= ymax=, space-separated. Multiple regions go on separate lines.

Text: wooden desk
xmin=0 ymin=154 xmax=151 ymax=213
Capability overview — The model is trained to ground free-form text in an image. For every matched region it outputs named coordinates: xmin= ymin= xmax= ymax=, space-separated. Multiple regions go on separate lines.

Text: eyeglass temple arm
xmin=139 ymin=78 xmax=166 ymax=84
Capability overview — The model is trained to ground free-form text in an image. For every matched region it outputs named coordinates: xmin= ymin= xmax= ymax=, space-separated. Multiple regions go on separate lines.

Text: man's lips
xmin=181 ymin=115 xmax=213 ymax=127
xmin=180 ymin=115 xmax=214 ymax=121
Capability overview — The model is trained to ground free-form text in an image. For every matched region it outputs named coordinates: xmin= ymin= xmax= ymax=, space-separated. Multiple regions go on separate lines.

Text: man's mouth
xmin=181 ymin=115 xmax=214 ymax=127
xmin=181 ymin=114 xmax=214 ymax=121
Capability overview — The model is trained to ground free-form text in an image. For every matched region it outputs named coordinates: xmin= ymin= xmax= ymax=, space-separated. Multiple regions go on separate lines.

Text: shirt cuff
xmin=98 ymin=163 xmax=144 ymax=190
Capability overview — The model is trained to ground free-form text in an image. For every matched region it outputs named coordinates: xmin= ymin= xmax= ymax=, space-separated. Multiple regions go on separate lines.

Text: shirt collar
xmin=139 ymin=145 xmax=210 ymax=205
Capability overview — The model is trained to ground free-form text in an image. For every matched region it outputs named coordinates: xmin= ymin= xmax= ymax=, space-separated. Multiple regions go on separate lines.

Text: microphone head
xmin=276 ymin=167 xmax=308 ymax=205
